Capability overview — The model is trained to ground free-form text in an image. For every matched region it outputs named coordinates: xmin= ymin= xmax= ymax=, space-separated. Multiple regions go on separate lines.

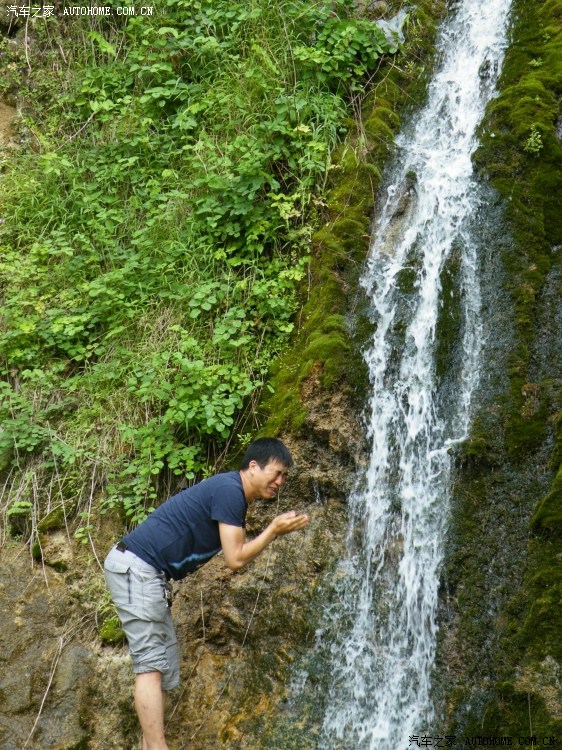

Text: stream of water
xmin=314 ymin=1 xmax=513 ymax=747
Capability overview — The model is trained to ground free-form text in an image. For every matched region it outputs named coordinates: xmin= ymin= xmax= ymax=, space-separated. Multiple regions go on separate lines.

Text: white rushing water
xmin=317 ymin=1 xmax=513 ymax=747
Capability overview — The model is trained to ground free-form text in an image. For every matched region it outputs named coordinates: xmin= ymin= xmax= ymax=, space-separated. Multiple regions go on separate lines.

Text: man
xmin=104 ymin=437 xmax=309 ymax=750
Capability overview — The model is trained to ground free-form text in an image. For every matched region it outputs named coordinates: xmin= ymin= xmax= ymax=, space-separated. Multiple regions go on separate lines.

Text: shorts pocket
xmin=104 ymin=557 xmax=131 ymax=574
xmin=104 ymin=546 xmax=134 ymax=574
xmin=131 ymin=568 xmax=168 ymax=621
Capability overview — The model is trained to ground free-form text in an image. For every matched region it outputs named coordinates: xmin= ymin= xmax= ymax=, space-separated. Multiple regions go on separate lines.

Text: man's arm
xmin=219 ymin=511 xmax=309 ymax=571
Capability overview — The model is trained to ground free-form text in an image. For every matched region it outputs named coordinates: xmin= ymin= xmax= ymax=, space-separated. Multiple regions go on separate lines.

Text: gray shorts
xmin=104 ymin=546 xmax=180 ymax=690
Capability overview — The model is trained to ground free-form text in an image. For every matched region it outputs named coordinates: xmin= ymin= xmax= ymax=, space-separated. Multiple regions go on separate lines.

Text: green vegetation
xmin=474 ymin=0 xmax=562 ymax=458
xmin=259 ymin=0 xmax=448 ymax=434
xmin=0 ymin=1 xmax=401 ymax=539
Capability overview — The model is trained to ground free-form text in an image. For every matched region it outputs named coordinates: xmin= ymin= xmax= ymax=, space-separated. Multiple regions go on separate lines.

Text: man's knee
xmin=135 ymin=671 xmax=163 ymax=690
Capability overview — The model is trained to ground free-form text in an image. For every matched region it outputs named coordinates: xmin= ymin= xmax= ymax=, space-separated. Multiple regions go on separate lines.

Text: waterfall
xmin=316 ymin=0 xmax=513 ymax=747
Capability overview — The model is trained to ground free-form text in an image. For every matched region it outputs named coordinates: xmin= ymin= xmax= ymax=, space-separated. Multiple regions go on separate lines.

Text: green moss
xmin=37 ymin=506 xmax=66 ymax=533
xmin=454 ymin=436 xmax=497 ymax=467
xmin=474 ymin=8 xmax=562 ymax=287
xmin=477 ymin=683 xmax=562 ymax=737
xmin=326 ymin=164 xmax=383 ymax=220
xmin=372 ymin=106 xmax=401 ymax=131
xmin=324 ymin=217 xmax=371 ymax=257
xmin=363 ymin=115 xmax=397 ymax=161
xmin=531 ymin=437 xmax=562 ymax=537
xmin=443 ymin=0 xmax=562 ymax=734
xmin=395 ymin=265 xmax=418 ymax=293
xmin=99 ymin=615 xmax=125 ymax=645
xmin=503 ymin=380 xmax=549 ymax=458
xmin=435 ymin=250 xmax=462 ymax=381
xmin=518 ymin=540 xmax=562 ymax=662
xmin=504 ymin=414 xmax=546 ymax=457
xmin=473 ymin=533 xmax=562 ymax=736
xmin=473 ymin=0 xmax=562 ymax=454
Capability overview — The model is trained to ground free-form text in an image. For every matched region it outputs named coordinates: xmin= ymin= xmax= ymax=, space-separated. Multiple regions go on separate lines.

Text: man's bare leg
xmin=135 ymin=672 xmax=169 ymax=750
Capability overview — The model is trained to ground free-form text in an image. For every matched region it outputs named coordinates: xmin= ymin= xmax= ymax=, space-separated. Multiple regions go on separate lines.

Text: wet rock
xmin=39 ymin=530 xmax=74 ymax=572
xmin=357 ymin=0 xmax=388 ymax=16
xmin=377 ymin=172 xmax=418 ymax=256
xmin=515 ymin=657 xmax=562 ymax=721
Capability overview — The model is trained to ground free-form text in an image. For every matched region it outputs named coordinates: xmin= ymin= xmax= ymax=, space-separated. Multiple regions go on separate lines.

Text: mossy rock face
xmin=395 ymin=263 xmax=418 ymax=293
xmin=435 ymin=248 xmax=462 ymax=382
xmin=37 ymin=505 xmax=67 ymax=533
xmin=453 ymin=436 xmax=498 ymax=468
xmin=324 ymin=217 xmax=371 ymax=256
xmin=436 ymin=0 xmax=562 ymax=736
xmin=531 ymin=465 xmax=562 ymax=537
xmin=363 ymin=115 xmax=397 ymax=158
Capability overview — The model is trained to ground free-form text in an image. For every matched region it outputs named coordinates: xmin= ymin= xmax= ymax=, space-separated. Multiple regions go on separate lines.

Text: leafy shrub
xmin=0 ymin=0 xmax=398 ymax=530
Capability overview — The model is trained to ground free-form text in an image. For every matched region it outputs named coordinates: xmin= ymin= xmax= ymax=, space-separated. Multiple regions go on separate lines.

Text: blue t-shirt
xmin=122 ymin=471 xmax=247 ymax=580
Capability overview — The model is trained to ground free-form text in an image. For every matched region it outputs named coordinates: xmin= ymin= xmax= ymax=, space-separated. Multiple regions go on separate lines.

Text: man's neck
xmin=239 ymin=469 xmax=256 ymax=502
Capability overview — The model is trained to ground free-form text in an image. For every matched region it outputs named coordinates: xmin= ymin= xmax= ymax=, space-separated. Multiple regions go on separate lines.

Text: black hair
xmin=239 ymin=437 xmax=293 ymax=470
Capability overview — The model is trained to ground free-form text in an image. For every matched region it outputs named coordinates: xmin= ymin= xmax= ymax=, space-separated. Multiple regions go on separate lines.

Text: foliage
xmin=0 ymin=0 xmax=399 ymax=533
xmin=523 ymin=124 xmax=544 ymax=155
xmin=294 ymin=14 xmax=398 ymax=87
xmin=257 ymin=0 xmax=448 ymax=436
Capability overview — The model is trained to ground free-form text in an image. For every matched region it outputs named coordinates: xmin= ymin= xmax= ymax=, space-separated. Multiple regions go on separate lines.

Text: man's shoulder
xmin=179 ymin=470 xmax=242 ymax=500
xmin=211 ymin=470 xmax=240 ymax=482
xmin=200 ymin=470 xmax=241 ymax=491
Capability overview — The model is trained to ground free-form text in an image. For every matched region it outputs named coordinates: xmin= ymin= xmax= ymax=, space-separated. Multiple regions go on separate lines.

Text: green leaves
xmin=523 ymin=125 xmax=544 ymax=155
xmin=0 ymin=0 xmax=399 ymax=529
xmin=294 ymin=13 xmax=397 ymax=89
xmin=87 ymin=31 xmax=118 ymax=59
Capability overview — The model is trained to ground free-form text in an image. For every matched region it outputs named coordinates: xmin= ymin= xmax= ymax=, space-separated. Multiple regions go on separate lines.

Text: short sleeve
xmin=210 ymin=477 xmax=246 ymax=528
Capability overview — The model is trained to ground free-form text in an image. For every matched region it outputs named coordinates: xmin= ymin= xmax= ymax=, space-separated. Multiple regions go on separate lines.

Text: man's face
xmin=249 ymin=459 xmax=289 ymax=499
